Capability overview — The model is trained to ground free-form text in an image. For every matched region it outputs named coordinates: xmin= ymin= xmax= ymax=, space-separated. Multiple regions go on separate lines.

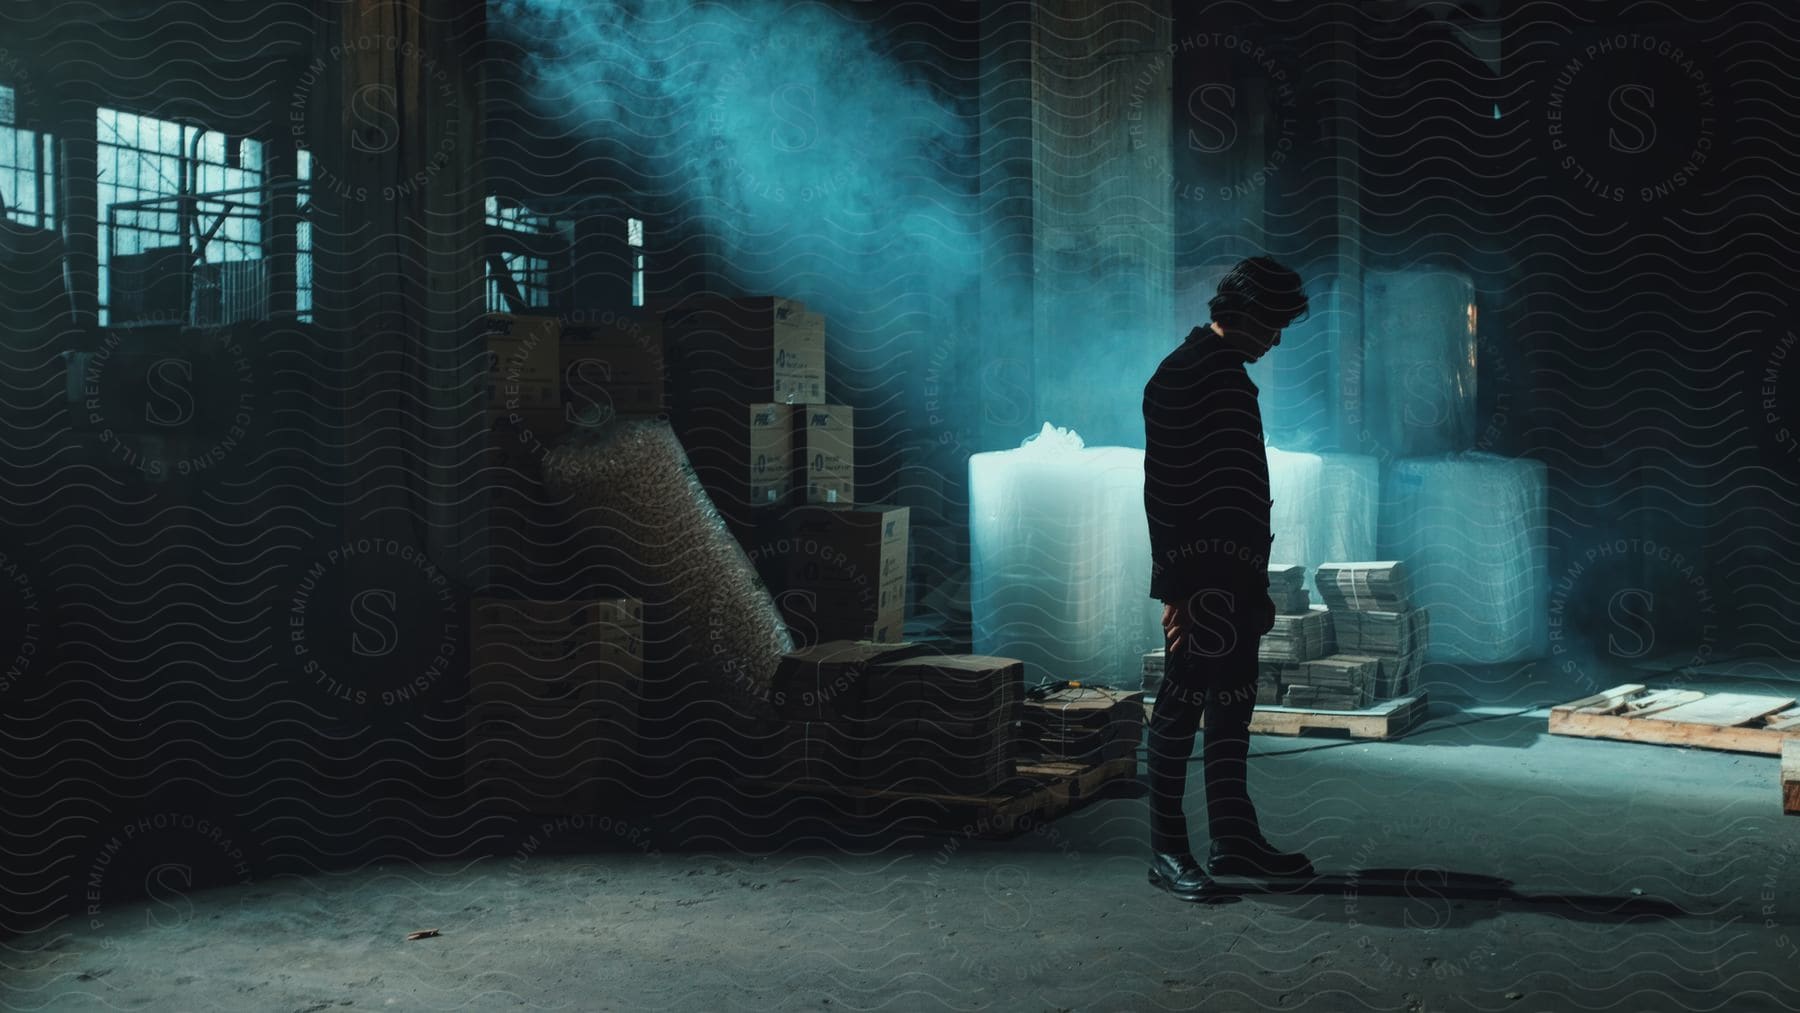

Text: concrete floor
xmin=6 ymin=690 xmax=1800 ymax=1012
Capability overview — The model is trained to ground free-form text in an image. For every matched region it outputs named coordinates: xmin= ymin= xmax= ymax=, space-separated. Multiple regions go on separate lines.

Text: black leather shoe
xmin=1208 ymin=838 xmax=1315 ymax=878
xmin=1148 ymin=851 xmax=1216 ymax=900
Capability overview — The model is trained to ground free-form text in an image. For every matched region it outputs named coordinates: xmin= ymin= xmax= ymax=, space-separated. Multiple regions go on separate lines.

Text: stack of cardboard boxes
xmin=484 ymin=309 xmax=666 ymax=428
xmin=464 ymin=597 xmax=646 ymax=810
xmin=767 ymin=642 xmax=1025 ymax=795
xmin=1022 ymin=686 xmax=1145 ymax=765
xmin=560 ymin=312 xmax=667 ymax=424
xmin=663 ymin=297 xmax=835 ymax=522
xmin=482 ymin=310 xmax=666 ymax=578
xmin=475 ymin=311 xmax=664 ymax=810
xmin=663 ymin=296 xmax=907 ymax=648
xmin=765 ymin=504 xmax=909 ymax=645
xmin=483 ymin=314 xmax=562 ymax=577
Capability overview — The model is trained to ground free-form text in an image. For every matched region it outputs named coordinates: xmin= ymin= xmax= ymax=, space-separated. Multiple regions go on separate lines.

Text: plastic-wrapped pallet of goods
xmin=968 ymin=425 xmax=1382 ymax=687
xmin=1378 ymin=453 xmax=1549 ymax=663
xmin=541 ymin=419 xmax=794 ymax=721
xmin=1269 ymin=450 xmax=1380 ymax=603
xmin=1363 ymin=268 xmax=1479 ymax=457
xmin=970 ymin=424 xmax=1157 ymax=688
xmin=1142 ymin=649 xmax=1165 ymax=701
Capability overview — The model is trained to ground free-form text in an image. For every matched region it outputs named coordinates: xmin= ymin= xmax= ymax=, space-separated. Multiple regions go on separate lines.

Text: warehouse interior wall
xmin=0 ymin=0 xmax=1794 ymax=941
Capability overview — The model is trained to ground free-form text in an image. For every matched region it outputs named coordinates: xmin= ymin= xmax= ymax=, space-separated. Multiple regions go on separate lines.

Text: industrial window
xmin=0 ymin=84 xmax=56 ymax=230
xmin=628 ymin=216 xmax=644 ymax=308
xmin=96 ymin=107 xmax=265 ymax=325
xmin=296 ymin=148 xmax=313 ymax=323
xmin=485 ymin=195 xmax=554 ymax=312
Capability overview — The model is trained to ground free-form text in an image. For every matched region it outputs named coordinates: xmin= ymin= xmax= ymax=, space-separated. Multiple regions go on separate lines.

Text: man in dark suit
xmin=1143 ymin=256 xmax=1315 ymax=901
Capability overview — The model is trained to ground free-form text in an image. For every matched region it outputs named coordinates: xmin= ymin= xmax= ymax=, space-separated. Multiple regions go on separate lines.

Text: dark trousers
xmin=1147 ymin=630 xmax=1261 ymax=855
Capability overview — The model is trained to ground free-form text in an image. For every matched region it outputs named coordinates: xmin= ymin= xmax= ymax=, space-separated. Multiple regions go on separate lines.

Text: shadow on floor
xmin=1198 ymin=867 xmax=1689 ymax=925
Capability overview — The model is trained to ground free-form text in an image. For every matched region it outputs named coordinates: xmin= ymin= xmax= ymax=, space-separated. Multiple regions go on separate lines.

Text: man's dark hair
xmin=1208 ymin=255 xmax=1309 ymax=328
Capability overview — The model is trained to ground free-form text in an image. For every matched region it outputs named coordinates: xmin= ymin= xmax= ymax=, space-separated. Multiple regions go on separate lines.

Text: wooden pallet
xmin=1244 ymin=693 xmax=1429 ymax=740
xmin=1784 ymin=740 xmax=1800 ymax=815
xmin=750 ymin=756 xmax=1137 ymax=839
xmin=1548 ymin=684 xmax=1800 ymax=756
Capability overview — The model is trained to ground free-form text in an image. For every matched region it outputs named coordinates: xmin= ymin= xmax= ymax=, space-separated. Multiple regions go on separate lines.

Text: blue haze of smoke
xmin=491 ymin=0 xmax=983 ymax=347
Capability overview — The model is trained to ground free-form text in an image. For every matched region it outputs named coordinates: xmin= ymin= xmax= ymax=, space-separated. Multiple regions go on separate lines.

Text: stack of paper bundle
xmin=1283 ymin=655 xmax=1382 ymax=710
xmin=1258 ymin=609 xmax=1332 ymax=664
xmin=1315 ymin=561 xmax=1410 ymax=612
xmin=1268 ymin=564 xmax=1311 ymax=614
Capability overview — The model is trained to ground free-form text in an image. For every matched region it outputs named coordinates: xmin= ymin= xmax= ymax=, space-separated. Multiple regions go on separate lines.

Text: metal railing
xmin=104 ymin=182 xmax=309 ymax=327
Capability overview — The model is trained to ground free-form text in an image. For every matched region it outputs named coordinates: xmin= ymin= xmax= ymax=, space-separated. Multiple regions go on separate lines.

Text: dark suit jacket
xmin=1142 ymin=324 xmax=1273 ymax=604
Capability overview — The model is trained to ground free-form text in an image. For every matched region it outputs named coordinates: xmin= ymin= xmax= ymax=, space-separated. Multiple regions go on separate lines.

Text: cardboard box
xmin=777 ymin=587 xmax=904 ymax=647
xmin=1022 ymin=687 xmax=1144 ymax=764
xmin=866 ymin=653 xmax=1024 ymax=722
xmin=773 ymin=715 xmax=1020 ymax=794
xmin=562 ymin=312 xmax=665 ymax=423
xmin=795 ymin=403 xmax=854 ymax=505
xmin=860 ymin=718 xmax=1020 ymax=794
xmin=666 ymin=296 xmax=826 ymax=405
xmin=483 ymin=313 xmax=562 ymax=383
xmin=485 ymin=411 xmax=569 ymax=576
xmin=780 ymin=504 xmax=908 ymax=589
xmin=774 ymin=719 xmax=869 ymax=782
xmin=483 ymin=314 xmax=561 ymax=411
xmin=678 ymin=402 xmax=801 ymax=511
xmin=493 ymin=381 xmax=561 ymax=413
xmin=767 ymin=504 xmax=908 ymax=645
xmin=485 ymin=409 xmax=565 ymax=472
xmin=469 ymin=597 xmax=643 ymax=707
xmin=770 ymin=639 xmax=927 ymax=720
xmin=463 ymin=701 xmax=638 ymax=808
xmin=465 ymin=701 xmax=640 ymax=757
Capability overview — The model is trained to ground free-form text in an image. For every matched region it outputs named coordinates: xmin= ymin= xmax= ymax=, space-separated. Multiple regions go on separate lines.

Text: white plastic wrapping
xmin=972 ymin=429 xmax=1382 ymax=688
xmin=1269 ymin=449 xmax=1380 ymax=600
xmin=1364 ymin=268 xmax=1479 ymax=457
xmin=970 ymin=424 xmax=1156 ymax=689
xmin=1378 ymin=452 xmax=1548 ymax=663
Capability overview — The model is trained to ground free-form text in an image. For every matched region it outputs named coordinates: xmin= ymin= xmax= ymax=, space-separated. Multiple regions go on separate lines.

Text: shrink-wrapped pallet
xmin=1363 ymin=268 xmax=1479 ymax=457
xmin=1378 ymin=452 xmax=1548 ymax=663
xmin=970 ymin=424 xmax=1155 ymax=688
xmin=1269 ymin=450 xmax=1380 ymax=602
xmin=972 ymin=428 xmax=1379 ymax=688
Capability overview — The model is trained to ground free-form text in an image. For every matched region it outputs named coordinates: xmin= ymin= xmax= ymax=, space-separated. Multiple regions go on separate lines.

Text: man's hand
xmin=1163 ymin=586 xmax=1277 ymax=656
xmin=1161 ymin=601 xmax=1184 ymax=652
xmin=1164 ymin=590 xmax=1236 ymax=656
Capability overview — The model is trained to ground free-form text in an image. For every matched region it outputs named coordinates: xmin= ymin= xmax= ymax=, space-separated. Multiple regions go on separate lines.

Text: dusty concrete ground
xmin=6 ymin=678 xmax=1800 ymax=1013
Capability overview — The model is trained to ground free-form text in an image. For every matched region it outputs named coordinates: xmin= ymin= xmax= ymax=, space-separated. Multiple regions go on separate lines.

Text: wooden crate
xmin=1783 ymin=740 xmax=1799 ymax=815
xmin=748 ymin=756 xmax=1136 ymax=839
xmin=1245 ymin=693 xmax=1428 ymax=740
xmin=1548 ymin=684 xmax=1800 ymax=756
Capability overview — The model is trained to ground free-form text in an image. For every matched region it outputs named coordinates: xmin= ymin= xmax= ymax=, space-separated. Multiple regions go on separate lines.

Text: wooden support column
xmin=303 ymin=0 xmax=485 ymax=725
